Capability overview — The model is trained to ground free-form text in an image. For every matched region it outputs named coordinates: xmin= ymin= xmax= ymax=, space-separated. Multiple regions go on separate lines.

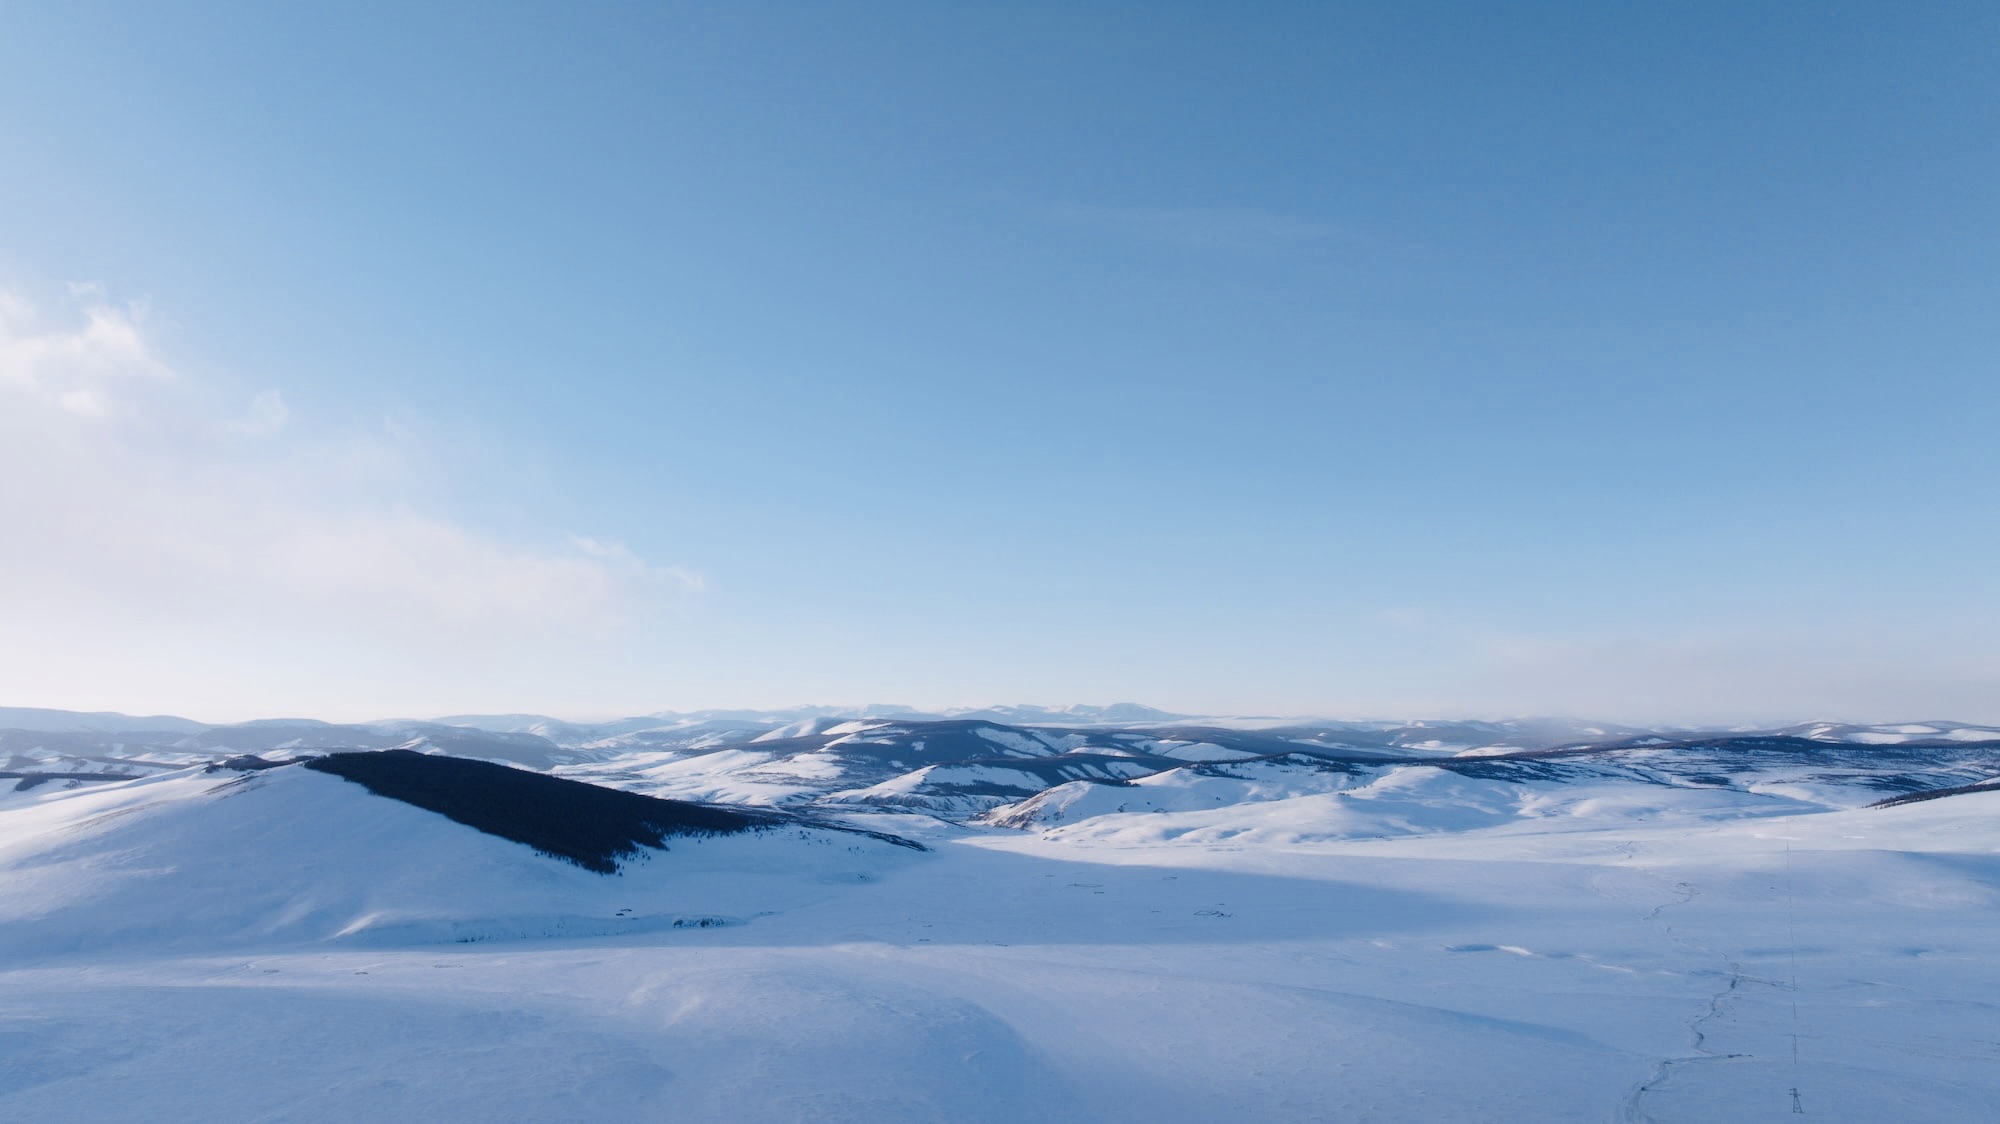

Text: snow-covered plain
xmin=4 ymin=721 xmax=2000 ymax=1122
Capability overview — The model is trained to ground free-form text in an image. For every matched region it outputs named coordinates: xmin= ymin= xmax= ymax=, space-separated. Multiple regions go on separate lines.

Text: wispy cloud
xmin=1045 ymin=202 xmax=1338 ymax=254
xmin=221 ymin=388 xmax=290 ymax=437
xmin=0 ymin=283 xmax=700 ymax=717
xmin=0 ymin=290 xmax=169 ymax=415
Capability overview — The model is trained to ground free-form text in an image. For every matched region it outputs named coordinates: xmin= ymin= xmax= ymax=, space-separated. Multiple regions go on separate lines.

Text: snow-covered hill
xmin=985 ymin=733 xmax=2000 ymax=835
xmin=0 ymin=756 xmax=921 ymax=961
xmin=6 ymin=718 xmax=2000 ymax=1120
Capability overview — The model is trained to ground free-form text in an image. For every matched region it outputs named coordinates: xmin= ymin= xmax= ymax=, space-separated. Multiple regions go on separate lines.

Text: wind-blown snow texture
xmin=4 ymin=707 xmax=2000 ymax=1121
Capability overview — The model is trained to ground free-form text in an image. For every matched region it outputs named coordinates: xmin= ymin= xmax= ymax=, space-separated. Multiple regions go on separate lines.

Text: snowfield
xmin=3 ymin=716 xmax=2000 ymax=1122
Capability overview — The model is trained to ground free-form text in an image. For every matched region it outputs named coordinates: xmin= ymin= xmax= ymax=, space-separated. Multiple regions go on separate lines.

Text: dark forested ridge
xmin=303 ymin=749 xmax=785 ymax=872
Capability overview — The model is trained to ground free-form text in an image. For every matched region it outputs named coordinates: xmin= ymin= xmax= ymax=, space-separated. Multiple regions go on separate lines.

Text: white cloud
xmin=0 ymin=290 xmax=168 ymax=414
xmin=0 ymin=284 xmax=698 ymax=719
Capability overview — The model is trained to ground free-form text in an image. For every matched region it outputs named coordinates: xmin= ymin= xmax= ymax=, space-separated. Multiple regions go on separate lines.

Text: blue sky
xmin=2 ymin=2 xmax=1996 ymax=722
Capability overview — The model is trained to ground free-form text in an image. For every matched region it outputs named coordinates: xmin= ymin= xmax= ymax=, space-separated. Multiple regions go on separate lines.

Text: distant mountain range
xmin=0 ymin=706 xmax=210 ymax=734
xmin=7 ymin=705 xmax=2000 ymax=827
